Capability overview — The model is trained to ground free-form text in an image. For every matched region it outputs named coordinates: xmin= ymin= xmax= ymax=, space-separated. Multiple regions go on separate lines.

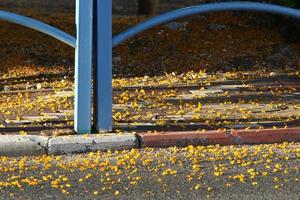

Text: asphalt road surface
xmin=0 ymin=143 xmax=299 ymax=200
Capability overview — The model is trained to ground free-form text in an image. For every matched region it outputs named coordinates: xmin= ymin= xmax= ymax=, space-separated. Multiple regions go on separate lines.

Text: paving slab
xmin=40 ymin=128 xmax=75 ymax=136
xmin=41 ymin=112 xmax=71 ymax=117
xmin=59 ymin=110 xmax=74 ymax=115
xmin=23 ymin=115 xmax=60 ymax=121
xmin=53 ymin=91 xmax=74 ymax=98
xmin=219 ymin=84 xmax=251 ymax=90
xmin=0 ymin=126 xmax=52 ymax=134
xmin=189 ymin=88 xmax=224 ymax=97
xmin=1 ymin=73 xmax=300 ymax=138
xmin=5 ymin=119 xmax=34 ymax=124
xmin=167 ymin=91 xmax=288 ymax=104
xmin=113 ymin=104 xmax=131 ymax=111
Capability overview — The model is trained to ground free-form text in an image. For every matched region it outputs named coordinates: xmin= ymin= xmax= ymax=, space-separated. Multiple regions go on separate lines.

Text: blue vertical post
xmin=94 ymin=0 xmax=113 ymax=132
xmin=75 ymin=0 xmax=93 ymax=134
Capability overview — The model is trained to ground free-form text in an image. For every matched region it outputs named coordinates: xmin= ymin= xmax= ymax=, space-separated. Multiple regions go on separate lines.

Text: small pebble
xmin=3 ymin=85 xmax=12 ymax=91
xmin=269 ymin=72 xmax=278 ymax=77
xmin=36 ymin=83 xmax=42 ymax=90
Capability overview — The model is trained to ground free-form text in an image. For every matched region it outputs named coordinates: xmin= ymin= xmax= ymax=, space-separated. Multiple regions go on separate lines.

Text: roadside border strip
xmin=0 ymin=127 xmax=299 ymax=156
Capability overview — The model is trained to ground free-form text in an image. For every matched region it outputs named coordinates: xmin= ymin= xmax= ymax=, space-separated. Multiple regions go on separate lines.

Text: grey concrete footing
xmin=0 ymin=134 xmax=138 ymax=157
xmin=0 ymin=127 xmax=299 ymax=157
xmin=0 ymin=135 xmax=48 ymax=156
xmin=48 ymin=134 xmax=138 ymax=155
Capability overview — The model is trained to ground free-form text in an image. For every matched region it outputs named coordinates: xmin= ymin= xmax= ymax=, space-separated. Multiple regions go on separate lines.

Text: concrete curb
xmin=0 ymin=135 xmax=48 ymax=156
xmin=137 ymin=130 xmax=230 ymax=148
xmin=232 ymin=128 xmax=300 ymax=144
xmin=0 ymin=134 xmax=139 ymax=157
xmin=48 ymin=134 xmax=138 ymax=155
xmin=0 ymin=127 xmax=299 ymax=156
xmin=136 ymin=127 xmax=300 ymax=148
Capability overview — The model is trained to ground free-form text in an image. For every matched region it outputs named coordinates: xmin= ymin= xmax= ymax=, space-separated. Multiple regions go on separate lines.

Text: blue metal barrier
xmin=0 ymin=10 xmax=76 ymax=47
xmin=94 ymin=0 xmax=113 ymax=132
xmin=75 ymin=0 xmax=93 ymax=134
xmin=1 ymin=1 xmax=300 ymax=134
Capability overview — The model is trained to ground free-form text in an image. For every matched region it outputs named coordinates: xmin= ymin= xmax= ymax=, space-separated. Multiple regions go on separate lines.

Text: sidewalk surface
xmin=1 ymin=72 xmax=300 ymax=136
xmin=1 ymin=72 xmax=300 ymax=156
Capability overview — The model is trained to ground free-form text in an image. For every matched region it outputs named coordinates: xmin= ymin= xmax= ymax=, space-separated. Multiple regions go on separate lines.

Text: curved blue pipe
xmin=113 ymin=2 xmax=300 ymax=47
xmin=0 ymin=10 xmax=76 ymax=48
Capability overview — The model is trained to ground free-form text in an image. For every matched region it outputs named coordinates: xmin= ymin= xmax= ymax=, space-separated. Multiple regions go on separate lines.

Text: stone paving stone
xmin=59 ymin=110 xmax=74 ymax=115
xmin=162 ymin=103 xmax=287 ymax=122
xmin=117 ymin=122 xmax=155 ymax=126
xmin=218 ymin=84 xmax=251 ymax=90
xmin=5 ymin=119 xmax=34 ymax=124
xmin=167 ymin=91 xmax=281 ymax=104
xmin=210 ymin=80 xmax=241 ymax=85
xmin=52 ymin=91 xmax=74 ymax=98
xmin=251 ymin=82 xmax=281 ymax=87
xmin=222 ymin=123 xmax=260 ymax=129
xmin=282 ymin=94 xmax=296 ymax=97
xmin=164 ymin=115 xmax=189 ymax=121
xmin=115 ymin=122 xmax=212 ymax=132
xmin=118 ymin=83 xmax=200 ymax=91
xmin=40 ymin=128 xmax=75 ymax=136
xmin=41 ymin=112 xmax=71 ymax=117
xmin=0 ymin=88 xmax=54 ymax=95
xmin=258 ymin=121 xmax=286 ymax=127
xmin=280 ymin=82 xmax=300 ymax=88
xmin=115 ymin=123 xmax=157 ymax=130
xmin=0 ymin=124 xmax=46 ymax=131
xmin=113 ymin=104 xmax=130 ymax=111
xmin=22 ymin=115 xmax=60 ymax=121
xmin=112 ymin=103 xmax=146 ymax=111
xmin=189 ymin=88 xmax=224 ymax=97
xmin=5 ymin=115 xmax=61 ymax=125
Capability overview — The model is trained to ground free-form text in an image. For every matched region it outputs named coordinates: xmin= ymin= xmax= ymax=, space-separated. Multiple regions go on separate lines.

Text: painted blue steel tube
xmin=94 ymin=0 xmax=113 ymax=132
xmin=74 ymin=0 xmax=93 ymax=134
xmin=0 ymin=10 xmax=76 ymax=48
xmin=113 ymin=2 xmax=300 ymax=47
